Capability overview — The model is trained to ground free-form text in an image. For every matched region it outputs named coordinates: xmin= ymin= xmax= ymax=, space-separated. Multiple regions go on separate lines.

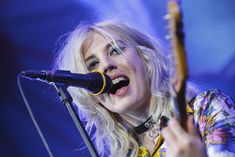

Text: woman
xmin=53 ymin=20 xmax=235 ymax=157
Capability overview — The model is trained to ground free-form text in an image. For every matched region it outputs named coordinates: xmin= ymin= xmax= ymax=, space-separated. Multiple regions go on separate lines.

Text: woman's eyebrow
xmin=106 ymin=40 xmax=125 ymax=50
xmin=116 ymin=40 xmax=126 ymax=45
xmin=105 ymin=43 xmax=113 ymax=51
xmin=85 ymin=55 xmax=96 ymax=62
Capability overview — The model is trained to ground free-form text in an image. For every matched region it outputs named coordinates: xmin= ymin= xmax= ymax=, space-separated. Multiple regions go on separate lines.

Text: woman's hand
xmin=162 ymin=116 xmax=206 ymax=157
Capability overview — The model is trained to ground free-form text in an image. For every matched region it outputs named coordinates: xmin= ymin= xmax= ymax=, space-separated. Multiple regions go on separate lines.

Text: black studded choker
xmin=133 ymin=116 xmax=155 ymax=134
xmin=133 ymin=116 xmax=169 ymax=134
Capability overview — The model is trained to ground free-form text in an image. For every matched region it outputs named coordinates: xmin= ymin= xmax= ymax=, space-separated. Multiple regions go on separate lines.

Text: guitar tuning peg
xmin=165 ymin=34 xmax=171 ymax=40
xmin=164 ymin=14 xmax=171 ymax=20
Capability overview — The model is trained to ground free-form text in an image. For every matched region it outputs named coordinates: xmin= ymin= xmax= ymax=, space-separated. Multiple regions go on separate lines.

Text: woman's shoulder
xmin=196 ymin=89 xmax=233 ymax=101
xmin=189 ymin=89 xmax=235 ymax=114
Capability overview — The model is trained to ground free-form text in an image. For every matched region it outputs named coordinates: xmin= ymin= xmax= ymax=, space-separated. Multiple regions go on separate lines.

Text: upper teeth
xmin=112 ymin=76 xmax=126 ymax=85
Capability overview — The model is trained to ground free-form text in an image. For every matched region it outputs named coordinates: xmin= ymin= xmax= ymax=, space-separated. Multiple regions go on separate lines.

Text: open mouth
xmin=109 ymin=75 xmax=130 ymax=95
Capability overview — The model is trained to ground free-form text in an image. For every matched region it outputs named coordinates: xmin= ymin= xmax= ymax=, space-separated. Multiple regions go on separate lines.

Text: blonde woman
xmin=53 ymin=20 xmax=235 ymax=157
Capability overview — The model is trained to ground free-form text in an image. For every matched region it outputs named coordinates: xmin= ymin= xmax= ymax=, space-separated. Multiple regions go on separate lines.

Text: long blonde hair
xmin=53 ymin=20 xmax=197 ymax=157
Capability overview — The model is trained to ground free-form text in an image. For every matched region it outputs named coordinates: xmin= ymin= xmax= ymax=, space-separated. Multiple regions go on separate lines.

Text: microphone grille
xmin=88 ymin=71 xmax=113 ymax=95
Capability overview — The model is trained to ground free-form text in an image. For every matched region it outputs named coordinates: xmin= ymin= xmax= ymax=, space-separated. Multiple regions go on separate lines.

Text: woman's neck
xmin=119 ymin=95 xmax=159 ymax=153
xmin=120 ymin=111 xmax=149 ymax=127
xmin=120 ymin=95 xmax=156 ymax=127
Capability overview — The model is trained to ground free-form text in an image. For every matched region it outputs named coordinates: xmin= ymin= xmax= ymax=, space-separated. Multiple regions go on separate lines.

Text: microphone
xmin=21 ymin=70 xmax=112 ymax=95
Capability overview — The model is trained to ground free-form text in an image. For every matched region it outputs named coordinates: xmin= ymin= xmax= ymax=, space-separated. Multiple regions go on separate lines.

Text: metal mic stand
xmin=52 ymin=83 xmax=99 ymax=157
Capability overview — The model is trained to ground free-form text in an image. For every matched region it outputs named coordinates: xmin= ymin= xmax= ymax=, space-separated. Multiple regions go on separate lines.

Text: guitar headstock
xmin=167 ymin=0 xmax=188 ymax=92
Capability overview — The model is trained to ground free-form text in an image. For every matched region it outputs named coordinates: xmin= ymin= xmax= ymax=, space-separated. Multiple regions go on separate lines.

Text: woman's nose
xmin=100 ymin=57 xmax=117 ymax=74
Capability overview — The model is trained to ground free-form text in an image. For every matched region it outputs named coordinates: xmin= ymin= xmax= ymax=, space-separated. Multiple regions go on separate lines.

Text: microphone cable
xmin=17 ymin=73 xmax=54 ymax=157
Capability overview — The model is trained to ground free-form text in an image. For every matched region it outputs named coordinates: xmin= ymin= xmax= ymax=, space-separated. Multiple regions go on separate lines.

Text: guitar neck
xmin=167 ymin=0 xmax=188 ymax=130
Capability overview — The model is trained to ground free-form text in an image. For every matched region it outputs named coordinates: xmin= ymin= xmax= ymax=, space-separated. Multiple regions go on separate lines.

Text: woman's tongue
xmin=110 ymin=78 xmax=130 ymax=96
xmin=114 ymin=86 xmax=129 ymax=96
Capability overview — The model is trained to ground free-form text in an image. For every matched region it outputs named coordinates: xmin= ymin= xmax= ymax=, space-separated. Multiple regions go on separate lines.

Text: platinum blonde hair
xmin=53 ymin=20 xmax=198 ymax=157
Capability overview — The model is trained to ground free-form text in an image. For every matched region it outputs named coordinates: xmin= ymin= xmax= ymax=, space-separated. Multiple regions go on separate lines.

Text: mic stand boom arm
xmin=52 ymin=83 xmax=99 ymax=157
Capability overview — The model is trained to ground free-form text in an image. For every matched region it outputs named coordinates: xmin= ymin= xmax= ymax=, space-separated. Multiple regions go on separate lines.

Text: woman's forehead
xmin=82 ymin=31 xmax=126 ymax=58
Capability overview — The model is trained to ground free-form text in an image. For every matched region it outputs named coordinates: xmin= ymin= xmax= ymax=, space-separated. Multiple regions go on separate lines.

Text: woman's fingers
xmin=162 ymin=125 xmax=177 ymax=144
xmin=169 ymin=118 xmax=187 ymax=137
xmin=187 ymin=115 xmax=199 ymax=137
xmin=162 ymin=117 xmax=206 ymax=157
xmin=162 ymin=118 xmax=188 ymax=147
xmin=162 ymin=118 xmax=186 ymax=145
xmin=163 ymin=117 xmax=198 ymax=140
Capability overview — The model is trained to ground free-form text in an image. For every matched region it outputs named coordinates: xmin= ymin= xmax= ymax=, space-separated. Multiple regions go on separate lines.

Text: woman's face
xmin=83 ymin=32 xmax=151 ymax=116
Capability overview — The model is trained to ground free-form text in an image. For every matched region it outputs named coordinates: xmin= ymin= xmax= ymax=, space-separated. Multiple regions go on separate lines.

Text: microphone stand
xmin=52 ymin=83 xmax=99 ymax=157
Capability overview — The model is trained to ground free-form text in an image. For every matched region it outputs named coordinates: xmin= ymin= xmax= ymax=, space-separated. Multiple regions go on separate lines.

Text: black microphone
xmin=21 ymin=70 xmax=112 ymax=95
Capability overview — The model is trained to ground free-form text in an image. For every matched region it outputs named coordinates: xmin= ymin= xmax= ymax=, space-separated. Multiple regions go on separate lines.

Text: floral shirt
xmin=139 ymin=89 xmax=235 ymax=157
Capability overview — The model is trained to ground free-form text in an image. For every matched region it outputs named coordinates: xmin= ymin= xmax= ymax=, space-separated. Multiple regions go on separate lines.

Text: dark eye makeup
xmin=109 ymin=45 xmax=126 ymax=56
xmin=86 ymin=57 xmax=99 ymax=71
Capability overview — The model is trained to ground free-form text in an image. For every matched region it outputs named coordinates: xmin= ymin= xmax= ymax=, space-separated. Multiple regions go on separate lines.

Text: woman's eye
xmin=110 ymin=47 xmax=119 ymax=56
xmin=110 ymin=46 xmax=125 ymax=56
xmin=86 ymin=60 xmax=99 ymax=71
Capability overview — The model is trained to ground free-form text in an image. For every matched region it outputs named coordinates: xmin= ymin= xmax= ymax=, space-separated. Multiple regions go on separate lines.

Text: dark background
xmin=0 ymin=0 xmax=234 ymax=157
